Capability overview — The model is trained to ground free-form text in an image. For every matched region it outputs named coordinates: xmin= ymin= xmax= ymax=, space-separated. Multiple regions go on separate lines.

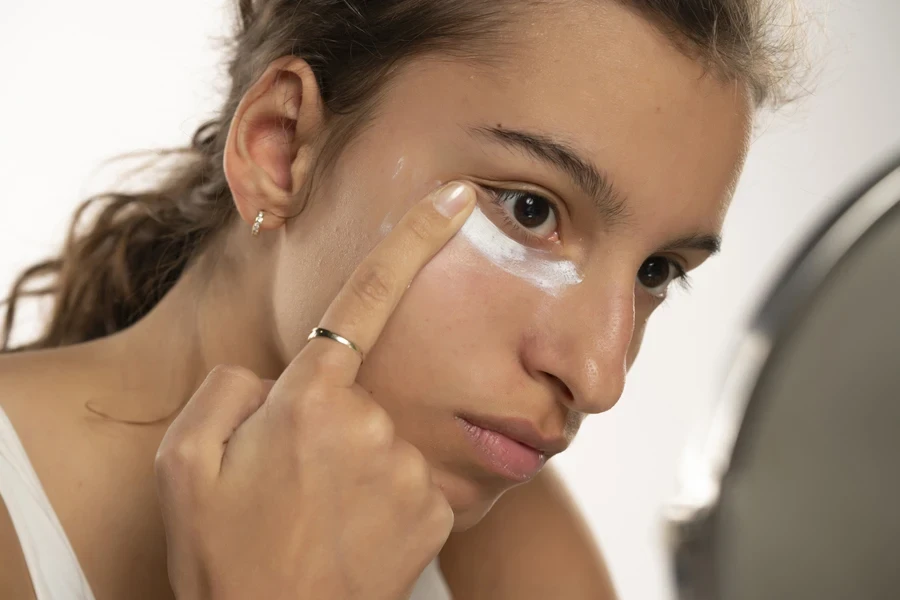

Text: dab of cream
xmin=379 ymin=214 xmax=395 ymax=237
xmin=392 ymin=156 xmax=406 ymax=180
xmin=458 ymin=206 xmax=583 ymax=295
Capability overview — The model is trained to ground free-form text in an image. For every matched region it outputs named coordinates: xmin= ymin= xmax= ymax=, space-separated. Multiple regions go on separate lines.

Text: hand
xmin=155 ymin=182 xmax=477 ymax=600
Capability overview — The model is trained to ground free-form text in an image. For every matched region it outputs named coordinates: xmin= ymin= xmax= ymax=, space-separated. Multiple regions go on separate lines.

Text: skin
xmin=0 ymin=1 xmax=751 ymax=598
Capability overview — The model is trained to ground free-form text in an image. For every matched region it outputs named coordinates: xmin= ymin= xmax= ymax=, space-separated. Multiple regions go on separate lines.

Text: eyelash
xmin=669 ymin=263 xmax=692 ymax=292
xmin=481 ymin=184 xmax=694 ymax=293
xmin=482 ymin=185 xmax=562 ymax=246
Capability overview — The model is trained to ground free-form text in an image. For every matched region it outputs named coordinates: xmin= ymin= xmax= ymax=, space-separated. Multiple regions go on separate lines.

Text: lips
xmin=456 ymin=415 xmax=569 ymax=482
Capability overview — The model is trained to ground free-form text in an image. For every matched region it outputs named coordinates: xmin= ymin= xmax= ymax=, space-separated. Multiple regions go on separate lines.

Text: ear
xmin=223 ymin=56 xmax=326 ymax=235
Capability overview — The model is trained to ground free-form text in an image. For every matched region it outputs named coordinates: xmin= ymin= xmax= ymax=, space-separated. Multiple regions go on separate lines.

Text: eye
xmin=488 ymin=187 xmax=560 ymax=241
xmin=636 ymin=256 xmax=687 ymax=299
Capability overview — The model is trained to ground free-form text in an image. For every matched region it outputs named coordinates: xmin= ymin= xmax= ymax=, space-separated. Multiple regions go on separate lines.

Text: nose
xmin=520 ymin=272 xmax=635 ymax=414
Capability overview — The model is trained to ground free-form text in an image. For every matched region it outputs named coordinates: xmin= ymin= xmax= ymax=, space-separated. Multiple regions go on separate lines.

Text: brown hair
xmin=1 ymin=0 xmax=802 ymax=352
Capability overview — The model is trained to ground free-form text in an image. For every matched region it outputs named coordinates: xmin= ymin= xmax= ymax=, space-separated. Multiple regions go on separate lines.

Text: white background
xmin=2 ymin=2 xmax=899 ymax=598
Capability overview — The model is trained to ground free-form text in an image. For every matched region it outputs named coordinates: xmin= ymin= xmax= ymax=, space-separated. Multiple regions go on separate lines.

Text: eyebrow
xmin=467 ymin=124 xmax=722 ymax=256
xmin=467 ymin=125 xmax=632 ymax=225
xmin=658 ymin=233 xmax=722 ymax=256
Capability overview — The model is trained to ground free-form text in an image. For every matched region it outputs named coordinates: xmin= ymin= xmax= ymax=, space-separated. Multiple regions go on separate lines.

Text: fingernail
xmin=433 ymin=182 xmax=473 ymax=219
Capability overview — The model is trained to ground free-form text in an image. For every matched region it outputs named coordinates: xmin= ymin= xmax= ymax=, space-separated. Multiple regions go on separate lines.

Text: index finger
xmin=296 ymin=181 xmax=476 ymax=385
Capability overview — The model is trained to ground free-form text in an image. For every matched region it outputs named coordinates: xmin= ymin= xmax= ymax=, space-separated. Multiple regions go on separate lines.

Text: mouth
xmin=455 ymin=414 xmax=568 ymax=483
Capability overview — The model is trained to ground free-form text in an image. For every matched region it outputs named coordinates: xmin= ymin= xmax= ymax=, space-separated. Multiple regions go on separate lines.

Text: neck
xmin=83 ymin=223 xmax=287 ymax=421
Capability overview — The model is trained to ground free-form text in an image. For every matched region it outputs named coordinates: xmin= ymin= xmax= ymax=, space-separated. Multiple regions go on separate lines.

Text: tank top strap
xmin=0 ymin=405 xmax=96 ymax=600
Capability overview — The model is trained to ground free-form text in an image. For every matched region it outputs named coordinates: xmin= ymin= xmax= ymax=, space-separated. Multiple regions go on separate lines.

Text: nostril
xmin=542 ymin=372 xmax=573 ymax=403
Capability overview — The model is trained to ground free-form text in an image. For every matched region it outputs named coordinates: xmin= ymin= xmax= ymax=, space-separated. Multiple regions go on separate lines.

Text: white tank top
xmin=0 ymin=405 xmax=452 ymax=599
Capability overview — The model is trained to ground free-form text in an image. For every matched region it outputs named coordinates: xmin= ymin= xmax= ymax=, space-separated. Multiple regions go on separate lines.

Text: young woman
xmin=0 ymin=0 xmax=798 ymax=598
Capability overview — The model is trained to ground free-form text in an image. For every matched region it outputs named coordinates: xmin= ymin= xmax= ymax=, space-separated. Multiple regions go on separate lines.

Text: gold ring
xmin=308 ymin=327 xmax=364 ymax=361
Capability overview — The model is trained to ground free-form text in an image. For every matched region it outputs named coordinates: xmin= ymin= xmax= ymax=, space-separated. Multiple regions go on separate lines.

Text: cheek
xmin=420 ymin=231 xmax=561 ymax=324
xmin=358 ymin=232 xmax=553 ymax=398
xmin=626 ymin=306 xmax=652 ymax=369
xmin=377 ymin=234 xmax=545 ymax=360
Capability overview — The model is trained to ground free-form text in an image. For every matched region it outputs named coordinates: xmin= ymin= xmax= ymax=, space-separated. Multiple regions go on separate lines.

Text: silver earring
xmin=251 ymin=210 xmax=264 ymax=237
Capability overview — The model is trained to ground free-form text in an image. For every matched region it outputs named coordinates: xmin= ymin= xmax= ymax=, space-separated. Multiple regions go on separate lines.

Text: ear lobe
xmin=223 ymin=56 xmax=326 ymax=235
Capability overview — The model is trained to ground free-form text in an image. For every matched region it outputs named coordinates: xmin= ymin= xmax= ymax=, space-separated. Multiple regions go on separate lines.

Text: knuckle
xmin=428 ymin=496 xmax=454 ymax=537
xmin=358 ymin=405 xmax=395 ymax=448
xmin=307 ymin=352 xmax=346 ymax=382
xmin=393 ymin=446 xmax=430 ymax=490
xmin=430 ymin=491 xmax=453 ymax=519
xmin=350 ymin=261 xmax=394 ymax=308
xmin=209 ymin=364 xmax=260 ymax=387
xmin=409 ymin=488 xmax=454 ymax=550
xmin=153 ymin=448 xmax=170 ymax=478
xmin=155 ymin=438 xmax=200 ymax=478
xmin=406 ymin=211 xmax=436 ymax=243
xmin=282 ymin=382 xmax=347 ymax=440
xmin=284 ymin=383 xmax=324 ymax=425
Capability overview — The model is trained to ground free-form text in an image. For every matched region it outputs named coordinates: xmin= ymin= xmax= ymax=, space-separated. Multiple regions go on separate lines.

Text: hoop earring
xmin=251 ymin=210 xmax=264 ymax=237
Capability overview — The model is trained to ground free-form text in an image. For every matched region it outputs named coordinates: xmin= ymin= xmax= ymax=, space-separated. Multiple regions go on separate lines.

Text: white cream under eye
xmin=458 ymin=205 xmax=583 ymax=295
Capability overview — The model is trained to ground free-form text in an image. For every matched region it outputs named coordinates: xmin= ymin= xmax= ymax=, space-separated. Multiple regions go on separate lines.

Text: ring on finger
xmin=308 ymin=327 xmax=365 ymax=362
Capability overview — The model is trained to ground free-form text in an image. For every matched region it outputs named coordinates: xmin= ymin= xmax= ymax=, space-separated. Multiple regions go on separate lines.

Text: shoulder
xmin=0 ymin=348 xmax=87 ymax=473
xmin=0 ymin=344 xmax=91 ymax=401
xmin=0 ymin=347 xmax=116 ymax=599
xmin=0 ymin=347 xmax=115 ymax=554
xmin=0 ymin=353 xmax=46 ymax=600
xmin=0 ymin=347 xmax=73 ymax=416
xmin=0 ymin=346 xmax=172 ymax=600
xmin=0 ymin=497 xmax=37 ymax=599
xmin=0 ymin=344 xmax=118 ymax=454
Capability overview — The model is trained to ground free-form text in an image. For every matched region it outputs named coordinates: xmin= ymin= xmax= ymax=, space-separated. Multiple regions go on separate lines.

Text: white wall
xmin=2 ymin=2 xmax=899 ymax=599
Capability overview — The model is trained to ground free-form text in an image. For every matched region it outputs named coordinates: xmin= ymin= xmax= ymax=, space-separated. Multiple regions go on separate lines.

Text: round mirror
xmin=666 ymin=154 xmax=900 ymax=600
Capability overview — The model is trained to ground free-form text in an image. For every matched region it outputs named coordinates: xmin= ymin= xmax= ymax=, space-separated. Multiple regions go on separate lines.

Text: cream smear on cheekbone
xmin=392 ymin=156 xmax=406 ymax=180
xmin=458 ymin=206 xmax=583 ymax=295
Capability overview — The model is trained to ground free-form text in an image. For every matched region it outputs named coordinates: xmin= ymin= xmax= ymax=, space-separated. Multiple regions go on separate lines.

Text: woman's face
xmin=270 ymin=2 xmax=751 ymax=528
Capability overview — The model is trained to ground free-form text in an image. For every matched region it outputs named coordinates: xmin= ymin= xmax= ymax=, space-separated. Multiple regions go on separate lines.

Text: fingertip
xmin=433 ymin=181 xmax=476 ymax=220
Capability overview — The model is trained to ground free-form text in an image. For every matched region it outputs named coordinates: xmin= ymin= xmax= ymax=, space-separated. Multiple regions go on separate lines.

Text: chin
xmin=432 ymin=466 xmax=511 ymax=532
xmin=450 ymin=498 xmax=500 ymax=532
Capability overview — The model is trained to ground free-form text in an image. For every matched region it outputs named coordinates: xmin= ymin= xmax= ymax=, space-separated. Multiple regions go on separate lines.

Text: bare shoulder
xmin=0 ymin=343 xmax=139 ymax=501
xmin=0 ymin=497 xmax=36 ymax=599
xmin=0 ymin=353 xmax=47 ymax=600
xmin=0 ymin=348 xmax=89 ymax=467
xmin=0 ymin=347 xmax=70 ymax=411
xmin=0 ymin=346 xmax=119 ymax=594
xmin=0 ymin=345 xmax=174 ymax=600
xmin=0 ymin=341 xmax=133 ymax=450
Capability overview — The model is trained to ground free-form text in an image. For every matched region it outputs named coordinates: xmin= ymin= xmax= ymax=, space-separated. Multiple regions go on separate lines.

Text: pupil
xmin=514 ymin=195 xmax=550 ymax=228
xmin=638 ymin=257 xmax=670 ymax=288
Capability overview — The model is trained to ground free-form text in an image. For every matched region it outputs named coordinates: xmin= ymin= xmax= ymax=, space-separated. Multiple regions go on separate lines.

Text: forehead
xmin=377 ymin=0 xmax=752 ymax=234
